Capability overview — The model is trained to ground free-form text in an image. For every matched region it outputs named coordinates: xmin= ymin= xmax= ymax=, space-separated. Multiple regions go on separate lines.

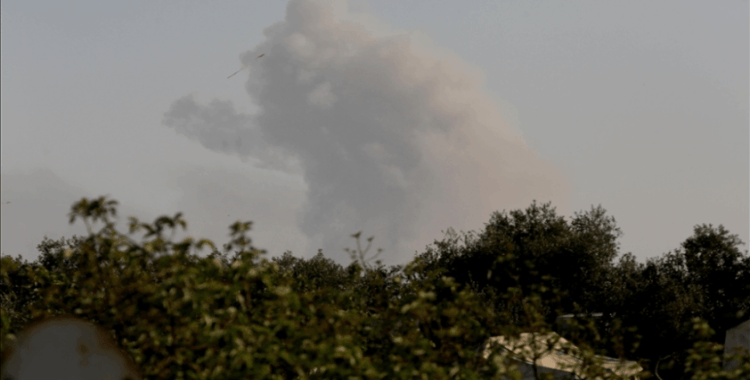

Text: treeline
xmin=411 ymin=202 xmax=750 ymax=378
xmin=1 ymin=197 xmax=748 ymax=379
xmin=271 ymin=201 xmax=750 ymax=378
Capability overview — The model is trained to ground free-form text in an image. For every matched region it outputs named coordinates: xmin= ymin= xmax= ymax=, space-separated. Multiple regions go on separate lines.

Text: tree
xmin=680 ymin=224 xmax=750 ymax=340
xmin=606 ymin=224 xmax=750 ymax=379
xmin=0 ymin=196 xmax=508 ymax=379
xmin=414 ymin=201 xmax=624 ymax=326
xmin=272 ymin=250 xmax=353 ymax=294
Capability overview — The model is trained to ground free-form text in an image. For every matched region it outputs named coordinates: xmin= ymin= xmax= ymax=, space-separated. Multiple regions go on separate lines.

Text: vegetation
xmin=1 ymin=196 xmax=748 ymax=379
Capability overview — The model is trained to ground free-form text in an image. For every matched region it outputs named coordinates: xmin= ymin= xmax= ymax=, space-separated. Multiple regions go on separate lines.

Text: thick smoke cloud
xmin=163 ymin=97 xmax=299 ymax=173
xmin=164 ymin=0 xmax=569 ymax=263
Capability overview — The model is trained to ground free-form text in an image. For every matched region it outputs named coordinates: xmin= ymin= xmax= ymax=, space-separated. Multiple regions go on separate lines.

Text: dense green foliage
xmin=1 ymin=197 xmax=748 ymax=379
xmin=411 ymin=201 xmax=750 ymax=378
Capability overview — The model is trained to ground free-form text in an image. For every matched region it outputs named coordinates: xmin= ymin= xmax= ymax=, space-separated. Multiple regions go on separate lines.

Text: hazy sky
xmin=2 ymin=0 xmax=748 ymax=265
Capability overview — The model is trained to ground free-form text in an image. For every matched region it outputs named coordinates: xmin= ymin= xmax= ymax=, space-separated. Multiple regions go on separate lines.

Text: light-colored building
xmin=482 ymin=331 xmax=642 ymax=380
xmin=1 ymin=317 xmax=140 ymax=380
xmin=723 ymin=318 xmax=750 ymax=372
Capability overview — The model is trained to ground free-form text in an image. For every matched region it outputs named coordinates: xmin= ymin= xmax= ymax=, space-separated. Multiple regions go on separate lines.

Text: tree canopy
xmin=1 ymin=196 xmax=748 ymax=379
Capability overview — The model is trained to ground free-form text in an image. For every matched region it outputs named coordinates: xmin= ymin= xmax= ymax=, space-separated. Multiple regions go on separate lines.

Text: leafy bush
xmin=1 ymin=197 xmax=505 ymax=379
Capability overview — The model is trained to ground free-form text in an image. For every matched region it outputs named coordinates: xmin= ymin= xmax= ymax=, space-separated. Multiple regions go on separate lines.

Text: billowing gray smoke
xmin=163 ymin=0 xmax=568 ymax=263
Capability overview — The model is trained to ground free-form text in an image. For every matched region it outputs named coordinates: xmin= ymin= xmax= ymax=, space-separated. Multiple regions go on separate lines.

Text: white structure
xmin=1 ymin=317 xmax=140 ymax=380
xmin=723 ymin=318 xmax=750 ymax=372
xmin=482 ymin=331 xmax=641 ymax=380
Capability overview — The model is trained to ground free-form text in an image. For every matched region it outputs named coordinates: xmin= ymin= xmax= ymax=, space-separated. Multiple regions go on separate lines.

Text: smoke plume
xmin=163 ymin=0 xmax=568 ymax=263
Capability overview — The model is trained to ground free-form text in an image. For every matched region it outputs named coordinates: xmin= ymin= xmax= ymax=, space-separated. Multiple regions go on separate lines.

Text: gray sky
xmin=2 ymin=0 xmax=747 ymax=265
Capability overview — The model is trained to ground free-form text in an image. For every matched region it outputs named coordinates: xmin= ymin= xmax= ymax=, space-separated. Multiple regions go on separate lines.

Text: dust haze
xmin=163 ymin=0 xmax=569 ymax=263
